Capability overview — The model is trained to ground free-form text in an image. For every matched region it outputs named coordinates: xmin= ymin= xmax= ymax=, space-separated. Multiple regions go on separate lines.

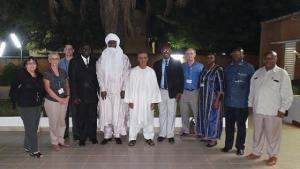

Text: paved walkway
xmin=0 ymin=123 xmax=299 ymax=169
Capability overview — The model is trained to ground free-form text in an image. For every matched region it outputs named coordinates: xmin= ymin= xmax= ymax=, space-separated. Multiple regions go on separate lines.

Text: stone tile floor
xmin=0 ymin=122 xmax=299 ymax=169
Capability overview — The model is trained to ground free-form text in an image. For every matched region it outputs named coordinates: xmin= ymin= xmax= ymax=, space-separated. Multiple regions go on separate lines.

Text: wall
xmin=260 ymin=12 xmax=300 ymax=80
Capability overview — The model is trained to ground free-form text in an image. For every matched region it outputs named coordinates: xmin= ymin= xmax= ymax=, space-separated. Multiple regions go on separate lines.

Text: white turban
xmin=101 ymin=33 xmax=124 ymax=84
xmin=105 ymin=33 xmax=121 ymax=46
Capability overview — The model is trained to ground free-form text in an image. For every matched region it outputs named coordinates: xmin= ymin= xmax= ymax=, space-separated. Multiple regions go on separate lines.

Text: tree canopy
xmin=0 ymin=0 xmax=299 ymax=54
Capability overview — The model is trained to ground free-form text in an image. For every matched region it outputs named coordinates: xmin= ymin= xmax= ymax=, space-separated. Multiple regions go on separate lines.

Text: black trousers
xmin=64 ymin=102 xmax=79 ymax=139
xmin=224 ymin=106 xmax=248 ymax=150
xmin=77 ymin=102 xmax=98 ymax=142
xmin=18 ymin=106 xmax=41 ymax=153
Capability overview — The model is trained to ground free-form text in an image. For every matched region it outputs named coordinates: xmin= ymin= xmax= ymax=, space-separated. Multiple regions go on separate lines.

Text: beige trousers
xmin=44 ymin=99 xmax=68 ymax=145
xmin=252 ymin=113 xmax=282 ymax=157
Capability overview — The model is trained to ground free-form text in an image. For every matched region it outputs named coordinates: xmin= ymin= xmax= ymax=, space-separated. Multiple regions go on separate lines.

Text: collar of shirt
xmin=163 ymin=58 xmax=170 ymax=64
xmin=81 ymin=55 xmax=90 ymax=65
xmin=264 ymin=65 xmax=279 ymax=73
xmin=184 ymin=62 xmax=199 ymax=67
xmin=230 ymin=59 xmax=245 ymax=66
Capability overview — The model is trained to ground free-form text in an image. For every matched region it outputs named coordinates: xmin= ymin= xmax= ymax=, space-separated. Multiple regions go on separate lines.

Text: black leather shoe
xmin=101 ymin=138 xmax=112 ymax=145
xmin=221 ymin=147 xmax=231 ymax=152
xmin=236 ymin=149 xmax=244 ymax=156
xmin=90 ymin=139 xmax=98 ymax=144
xmin=79 ymin=141 xmax=86 ymax=146
xmin=157 ymin=136 xmax=165 ymax=142
xmin=168 ymin=138 xmax=175 ymax=143
xmin=206 ymin=141 xmax=217 ymax=147
xmin=115 ymin=138 xmax=122 ymax=144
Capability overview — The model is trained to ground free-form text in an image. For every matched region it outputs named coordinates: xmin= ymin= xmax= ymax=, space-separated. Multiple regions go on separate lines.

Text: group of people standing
xmin=9 ymin=33 xmax=293 ymax=166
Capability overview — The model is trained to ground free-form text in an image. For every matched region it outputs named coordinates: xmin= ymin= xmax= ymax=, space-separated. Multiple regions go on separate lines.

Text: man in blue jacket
xmin=222 ymin=48 xmax=255 ymax=155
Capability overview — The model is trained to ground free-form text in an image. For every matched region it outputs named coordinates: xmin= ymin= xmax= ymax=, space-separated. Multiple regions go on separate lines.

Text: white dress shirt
xmin=248 ymin=65 xmax=293 ymax=116
xmin=81 ymin=55 xmax=90 ymax=66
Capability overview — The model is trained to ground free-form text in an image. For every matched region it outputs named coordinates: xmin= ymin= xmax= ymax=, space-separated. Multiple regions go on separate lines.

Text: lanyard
xmin=51 ymin=68 xmax=63 ymax=88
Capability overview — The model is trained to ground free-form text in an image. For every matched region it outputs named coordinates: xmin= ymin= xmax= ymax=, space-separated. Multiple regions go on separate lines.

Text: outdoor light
xmin=10 ymin=33 xmax=21 ymax=48
xmin=0 ymin=41 xmax=6 ymax=57
xmin=171 ymin=54 xmax=185 ymax=63
xmin=10 ymin=33 xmax=22 ymax=61
xmin=221 ymin=52 xmax=226 ymax=56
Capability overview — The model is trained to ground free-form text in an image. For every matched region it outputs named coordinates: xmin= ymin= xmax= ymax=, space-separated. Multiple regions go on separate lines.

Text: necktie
xmin=86 ymin=58 xmax=89 ymax=67
xmin=164 ymin=60 xmax=168 ymax=89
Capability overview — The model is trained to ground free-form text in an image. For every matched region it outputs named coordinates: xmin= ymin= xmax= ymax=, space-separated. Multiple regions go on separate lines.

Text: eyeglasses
xmin=26 ymin=62 xmax=37 ymax=65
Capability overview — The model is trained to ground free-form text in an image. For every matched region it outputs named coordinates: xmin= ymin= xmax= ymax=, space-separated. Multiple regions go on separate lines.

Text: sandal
xmin=53 ymin=144 xmax=61 ymax=151
xmin=145 ymin=139 xmax=155 ymax=146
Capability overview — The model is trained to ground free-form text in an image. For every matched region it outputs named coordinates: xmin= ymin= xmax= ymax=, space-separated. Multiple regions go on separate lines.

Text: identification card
xmin=58 ymin=88 xmax=65 ymax=95
xmin=186 ymin=79 xmax=192 ymax=84
xmin=200 ymin=83 xmax=204 ymax=87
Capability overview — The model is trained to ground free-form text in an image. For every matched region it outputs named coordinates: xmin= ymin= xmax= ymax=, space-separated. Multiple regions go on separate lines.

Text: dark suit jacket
xmin=153 ymin=57 xmax=184 ymax=98
xmin=69 ymin=56 xmax=99 ymax=103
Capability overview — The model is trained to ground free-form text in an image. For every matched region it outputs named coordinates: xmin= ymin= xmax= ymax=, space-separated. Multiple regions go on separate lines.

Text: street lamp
xmin=0 ymin=41 xmax=6 ymax=57
xmin=10 ymin=33 xmax=22 ymax=62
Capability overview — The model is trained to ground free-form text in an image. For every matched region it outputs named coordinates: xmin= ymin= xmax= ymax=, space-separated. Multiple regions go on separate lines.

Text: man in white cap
xmin=125 ymin=52 xmax=161 ymax=146
xmin=96 ymin=33 xmax=131 ymax=145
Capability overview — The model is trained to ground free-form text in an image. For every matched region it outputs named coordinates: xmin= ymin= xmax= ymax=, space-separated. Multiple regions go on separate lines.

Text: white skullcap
xmin=105 ymin=33 xmax=120 ymax=46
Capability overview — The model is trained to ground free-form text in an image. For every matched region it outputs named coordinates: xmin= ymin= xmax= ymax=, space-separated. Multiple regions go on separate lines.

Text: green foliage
xmin=168 ymin=32 xmax=199 ymax=49
xmin=0 ymin=0 xmax=299 ymax=53
xmin=0 ymin=0 xmax=105 ymax=51
xmin=0 ymin=63 xmax=22 ymax=86
xmin=152 ymin=0 xmax=300 ymax=53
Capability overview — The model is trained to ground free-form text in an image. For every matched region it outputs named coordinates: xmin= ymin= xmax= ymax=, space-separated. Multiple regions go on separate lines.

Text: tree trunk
xmin=99 ymin=0 xmax=136 ymax=38
xmin=48 ymin=0 xmax=59 ymax=24
xmin=120 ymin=0 xmax=134 ymax=38
xmin=175 ymin=0 xmax=189 ymax=7
xmin=62 ymin=0 xmax=75 ymax=12
xmin=99 ymin=0 xmax=120 ymax=35
xmin=164 ymin=0 xmax=173 ymax=16
xmin=80 ymin=0 xmax=87 ymax=21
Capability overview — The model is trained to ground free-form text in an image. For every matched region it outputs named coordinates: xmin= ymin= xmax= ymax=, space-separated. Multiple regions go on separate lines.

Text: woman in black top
xmin=9 ymin=57 xmax=45 ymax=158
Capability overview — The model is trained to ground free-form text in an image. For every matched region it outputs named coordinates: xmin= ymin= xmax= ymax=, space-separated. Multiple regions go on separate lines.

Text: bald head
xmin=264 ymin=50 xmax=278 ymax=70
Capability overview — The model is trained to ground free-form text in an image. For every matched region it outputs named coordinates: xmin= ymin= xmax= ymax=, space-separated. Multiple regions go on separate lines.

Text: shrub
xmin=0 ymin=63 xmax=22 ymax=86
xmin=292 ymin=80 xmax=300 ymax=95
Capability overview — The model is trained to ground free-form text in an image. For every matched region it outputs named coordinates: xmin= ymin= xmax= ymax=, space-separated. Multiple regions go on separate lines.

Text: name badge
xmin=58 ymin=88 xmax=65 ymax=95
xmin=200 ymin=83 xmax=204 ymax=87
xmin=186 ymin=79 xmax=192 ymax=84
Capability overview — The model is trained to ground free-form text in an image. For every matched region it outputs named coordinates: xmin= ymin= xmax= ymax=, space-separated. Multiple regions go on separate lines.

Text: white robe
xmin=125 ymin=66 xmax=161 ymax=140
xmin=96 ymin=52 xmax=131 ymax=136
